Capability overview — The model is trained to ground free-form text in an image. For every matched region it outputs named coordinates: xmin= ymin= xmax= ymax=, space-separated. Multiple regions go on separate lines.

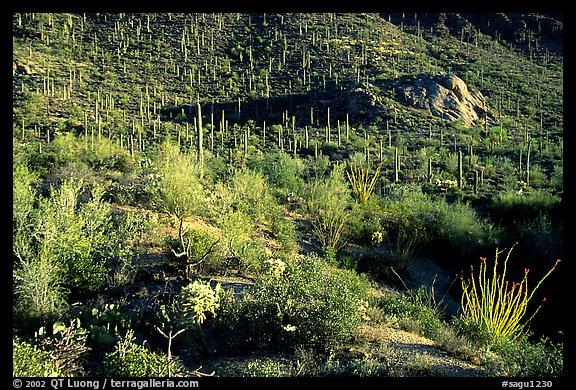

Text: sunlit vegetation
xmin=13 ymin=12 xmax=563 ymax=378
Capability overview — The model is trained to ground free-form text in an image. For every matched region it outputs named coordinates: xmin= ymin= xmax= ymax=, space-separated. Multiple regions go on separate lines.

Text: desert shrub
xmin=452 ymin=316 xmax=563 ymax=377
xmin=150 ymin=140 xmax=209 ymax=259
xmin=378 ymin=289 xmax=445 ymax=340
xmin=549 ymin=163 xmax=563 ymax=193
xmin=513 ymin=213 xmax=562 ymax=260
xmin=13 ymin=162 xmax=67 ymax=322
xmin=270 ymin=217 xmax=298 ymax=253
xmin=450 ymin=316 xmax=493 ymax=350
xmin=83 ymin=135 xmax=134 ymax=173
xmin=13 ymin=337 xmax=60 ymax=377
xmin=227 ymin=166 xmax=297 ymax=254
xmin=208 ymin=168 xmax=289 ymax=273
xmin=381 ymin=186 xmax=498 ymax=259
xmin=247 ymin=151 xmax=305 ymax=197
xmin=13 ymin=253 xmax=69 ymax=323
xmin=302 ymin=154 xmax=332 ymax=181
xmin=169 ymin=225 xmax=224 ymax=277
xmin=488 ymin=188 xmax=561 ymax=227
xmin=493 ymin=336 xmax=563 ymax=377
xmin=488 ymin=189 xmax=562 ymax=264
xmin=346 ymin=196 xmax=386 ymax=246
xmin=460 ymin=245 xmax=560 ymax=343
xmin=37 ymin=180 xmax=108 ymax=292
xmin=151 ymin=141 xmax=207 ymax=219
xmin=50 ymin=132 xmax=85 ymax=167
xmin=33 ymin=320 xmax=90 ymax=377
xmin=217 ymin=253 xmax=371 ymax=352
xmin=13 ymin=172 xmax=147 ymax=318
xmin=227 ymin=167 xmax=281 ymax=225
xmin=104 ymin=330 xmax=184 ymax=377
xmin=302 ymin=164 xmax=353 ymax=250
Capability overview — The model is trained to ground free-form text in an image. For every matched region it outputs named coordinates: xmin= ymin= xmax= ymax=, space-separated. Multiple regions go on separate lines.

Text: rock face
xmin=394 ymin=73 xmax=488 ymax=127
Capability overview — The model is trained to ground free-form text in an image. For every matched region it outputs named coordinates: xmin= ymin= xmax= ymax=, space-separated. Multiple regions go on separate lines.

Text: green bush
xmin=303 ymin=164 xmax=353 ymax=250
xmin=152 ymin=140 xmax=207 ymax=220
xmin=169 ymin=226 xmax=224 ymax=277
xmin=210 ymin=167 xmax=289 ymax=273
xmin=381 ymin=186 xmax=499 ymax=259
xmin=227 ymin=167 xmax=281 ymax=226
xmin=104 ymin=330 xmax=180 ymax=377
xmin=346 ymin=196 xmax=385 ymax=246
xmin=494 ymin=336 xmax=563 ymax=377
xmin=217 ymin=253 xmax=371 ymax=352
xmin=14 ymin=171 xmax=147 ymax=322
xmin=51 ymin=132 xmax=85 ymax=167
xmin=13 ymin=161 xmax=68 ymax=322
xmin=488 ymin=189 xmax=561 ymax=227
xmin=378 ymin=289 xmax=445 ymax=340
xmin=247 ymin=151 xmax=305 ymax=197
xmin=83 ymin=135 xmax=134 ymax=173
xmin=13 ymin=337 xmax=60 ymax=376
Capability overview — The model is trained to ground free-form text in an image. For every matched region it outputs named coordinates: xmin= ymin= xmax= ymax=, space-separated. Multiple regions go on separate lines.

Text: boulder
xmin=393 ymin=73 xmax=488 ymax=127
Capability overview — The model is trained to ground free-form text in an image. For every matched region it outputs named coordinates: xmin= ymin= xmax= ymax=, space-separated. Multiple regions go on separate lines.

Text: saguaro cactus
xmin=394 ymin=147 xmax=399 ymax=183
xmin=457 ymin=150 xmax=463 ymax=188
xmin=197 ymin=101 xmax=204 ymax=179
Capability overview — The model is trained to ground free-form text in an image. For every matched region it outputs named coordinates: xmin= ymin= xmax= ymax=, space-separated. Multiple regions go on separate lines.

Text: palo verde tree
xmin=152 ymin=140 xmax=208 ymax=261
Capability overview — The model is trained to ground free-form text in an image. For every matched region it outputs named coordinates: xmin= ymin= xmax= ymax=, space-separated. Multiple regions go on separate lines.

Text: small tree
xmin=154 ymin=141 xmax=207 ymax=260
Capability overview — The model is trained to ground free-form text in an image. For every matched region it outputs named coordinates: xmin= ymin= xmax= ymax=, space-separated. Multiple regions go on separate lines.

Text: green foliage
xmin=493 ymin=336 xmax=563 ymax=377
xmin=346 ymin=196 xmax=385 ymax=246
xmin=13 ymin=337 xmax=60 ymax=376
xmin=104 ymin=330 xmax=181 ymax=377
xmin=33 ymin=319 xmax=91 ymax=377
xmin=14 ymin=171 xmax=147 ymax=323
xmin=83 ymin=135 xmax=135 ymax=173
xmin=247 ymin=151 xmax=305 ymax=197
xmin=381 ymin=186 xmax=499 ymax=259
xmin=227 ymin=167 xmax=280 ymax=225
xmin=460 ymin=245 xmax=560 ymax=343
xmin=346 ymin=160 xmax=382 ymax=204
xmin=218 ymin=254 xmax=371 ymax=352
xmin=378 ymin=290 xmax=445 ymax=340
xmin=152 ymin=140 xmax=207 ymax=221
xmin=11 ymin=12 xmax=564 ymax=377
xmin=303 ymin=163 xmax=352 ymax=250
xmin=451 ymin=317 xmax=563 ymax=377
xmin=488 ymin=188 xmax=561 ymax=227
xmin=172 ymin=226 xmax=223 ymax=276
xmin=180 ymin=280 xmax=224 ymax=326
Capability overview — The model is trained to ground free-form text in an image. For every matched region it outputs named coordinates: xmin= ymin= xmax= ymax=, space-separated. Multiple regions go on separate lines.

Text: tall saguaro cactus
xmin=197 ymin=101 xmax=204 ymax=179
xmin=457 ymin=150 xmax=463 ymax=188
xmin=394 ymin=147 xmax=399 ymax=183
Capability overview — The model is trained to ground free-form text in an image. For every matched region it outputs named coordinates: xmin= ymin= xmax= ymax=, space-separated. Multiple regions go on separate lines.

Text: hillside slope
xmin=12 ymin=12 xmax=563 ymax=379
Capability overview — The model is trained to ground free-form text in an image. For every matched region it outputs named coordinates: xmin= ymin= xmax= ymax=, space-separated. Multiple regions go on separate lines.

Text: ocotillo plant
xmin=460 ymin=244 xmax=560 ymax=343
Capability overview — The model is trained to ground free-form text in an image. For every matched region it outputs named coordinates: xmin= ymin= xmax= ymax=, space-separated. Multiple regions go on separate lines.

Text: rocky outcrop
xmin=392 ymin=73 xmax=488 ymax=127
